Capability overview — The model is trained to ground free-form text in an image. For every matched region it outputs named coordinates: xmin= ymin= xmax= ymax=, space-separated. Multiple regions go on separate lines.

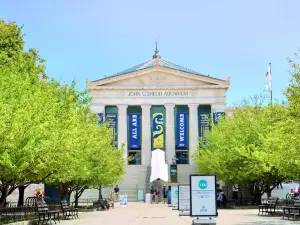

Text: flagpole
xmin=269 ymin=62 xmax=272 ymax=105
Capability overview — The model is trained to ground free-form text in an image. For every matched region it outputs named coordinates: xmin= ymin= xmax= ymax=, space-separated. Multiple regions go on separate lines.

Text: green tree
xmin=0 ymin=19 xmax=125 ymax=207
xmin=193 ymin=96 xmax=297 ymax=204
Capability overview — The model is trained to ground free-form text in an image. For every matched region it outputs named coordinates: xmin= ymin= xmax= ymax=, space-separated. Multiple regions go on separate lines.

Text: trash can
xmin=145 ymin=193 xmax=151 ymax=203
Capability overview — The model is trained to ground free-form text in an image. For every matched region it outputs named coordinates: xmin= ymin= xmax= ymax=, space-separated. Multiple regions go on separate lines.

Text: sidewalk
xmin=58 ymin=202 xmax=299 ymax=225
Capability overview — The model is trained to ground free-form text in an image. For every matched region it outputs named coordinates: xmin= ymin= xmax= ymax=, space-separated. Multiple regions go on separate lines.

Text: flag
xmin=265 ymin=64 xmax=272 ymax=91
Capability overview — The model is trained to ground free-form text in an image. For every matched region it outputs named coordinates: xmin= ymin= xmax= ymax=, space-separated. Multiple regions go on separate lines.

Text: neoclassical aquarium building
xmin=86 ymin=47 xmax=230 ymax=200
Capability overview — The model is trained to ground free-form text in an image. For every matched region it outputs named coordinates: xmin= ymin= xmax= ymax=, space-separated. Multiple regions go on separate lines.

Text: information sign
xmin=171 ymin=187 xmax=178 ymax=209
xmin=178 ymin=184 xmax=190 ymax=211
xmin=190 ymin=175 xmax=217 ymax=217
xmin=137 ymin=190 xmax=144 ymax=202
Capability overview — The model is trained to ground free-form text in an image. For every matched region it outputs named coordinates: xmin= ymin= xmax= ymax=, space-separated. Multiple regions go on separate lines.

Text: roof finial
xmin=153 ymin=40 xmax=161 ymax=59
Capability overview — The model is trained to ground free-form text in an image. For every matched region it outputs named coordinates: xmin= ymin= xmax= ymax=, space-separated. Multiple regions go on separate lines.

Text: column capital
xmin=188 ymin=103 xmax=199 ymax=108
xmin=164 ymin=103 xmax=175 ymax=108
xmin=117 ymin=104 xmax=128 ymax=109
xmin=141 ymin=104 xmax=152 ymax=109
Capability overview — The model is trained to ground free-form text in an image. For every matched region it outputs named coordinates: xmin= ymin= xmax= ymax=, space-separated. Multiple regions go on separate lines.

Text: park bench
xmin=36 ymin=199 xmax=60 ymax=224
xmin=258 ymin=198 xmax=278 ymax=216
xmin=283 ymin=199 xmax=300 ymax=220
xmin=60 ymin=200 xmax=79 ymax=219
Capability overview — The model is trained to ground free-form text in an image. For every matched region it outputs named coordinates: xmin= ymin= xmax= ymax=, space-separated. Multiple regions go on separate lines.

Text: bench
xmin=258 ymin=198 xmax=278 ymax=216
xmin=36 ymin=200 xmax=60 ymax=224
xmin=61 ymin=200 xmax=79 ymax=219
xmin=283 ymin=199 xmax=300 ymax=220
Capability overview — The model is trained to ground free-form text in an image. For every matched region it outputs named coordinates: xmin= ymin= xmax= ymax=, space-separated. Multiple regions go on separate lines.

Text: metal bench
xmin=36 ymin=199 xmax=60 ymax=224
xmin=283 ymin=199 xmax=300 ymax=220
xmin=258 ymin=198 xmax=278 ymax=216
xmin=61 ymin=200 xmax=79 ymax=219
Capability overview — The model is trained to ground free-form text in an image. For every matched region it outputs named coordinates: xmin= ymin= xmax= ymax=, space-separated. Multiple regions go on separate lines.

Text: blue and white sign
xmin=213 ymin=112 xmax=225 ymax=125
xmin=120 ymin=194 xmax=128 ymax=207
xmin=171 ymin=187 xmax=179 ymax=209
xmin=176 ymin=112 xmax=188 ymax=148
xmin=129 ymin=113 xmax=141 ymax=149
xmin=137 ymin=189 xmax=144 ymax=202
xmin=190 ymin=175 xmax=217 ymax=217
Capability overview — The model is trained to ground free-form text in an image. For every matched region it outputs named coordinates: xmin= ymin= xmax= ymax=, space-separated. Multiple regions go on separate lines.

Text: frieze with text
xmin=127 ymin=91 xmax=189 ymax=97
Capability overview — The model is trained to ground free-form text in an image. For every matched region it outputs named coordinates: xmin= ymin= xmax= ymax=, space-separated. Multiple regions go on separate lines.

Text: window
xmin=128 ymin=151 xmax=141 ymax=165
xmin=176 ymin=151 xmax=188 ymax=164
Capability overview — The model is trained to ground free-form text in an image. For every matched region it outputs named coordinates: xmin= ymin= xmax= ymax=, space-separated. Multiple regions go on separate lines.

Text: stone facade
xmin=86 ymin=51 xmax=230 ymax=200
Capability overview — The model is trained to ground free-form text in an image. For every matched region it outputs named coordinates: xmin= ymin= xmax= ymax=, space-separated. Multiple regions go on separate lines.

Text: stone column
xmin=188 ymin=104 xmax=199 ymax=165
xmin=141 ymin=104 xmax=151 ymax=166
xmin=165 ymin=104 xmax=175 ymax=165
xmin=117 ymin=105 xmax=128 ymax=159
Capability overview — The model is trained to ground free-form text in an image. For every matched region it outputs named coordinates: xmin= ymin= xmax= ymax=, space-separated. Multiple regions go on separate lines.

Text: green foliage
xmin=0 ymin=19 xmax=125 ymax=206
xmin=194 ymin=96 xmax=298 ymax=197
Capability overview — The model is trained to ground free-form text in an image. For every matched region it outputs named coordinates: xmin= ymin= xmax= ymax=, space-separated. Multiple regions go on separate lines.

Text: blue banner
xmin=105 ymin=113 xmax=118 ymax=146
xmin=213 ymin=112 xmax=225 ymax=125
xmin=129 ymin=113 xmax=141 ymax=149
xmin=176 ymin=112 xmax=188 ymax=148
xmin=199 ymin=113 xmax=211 ymax=144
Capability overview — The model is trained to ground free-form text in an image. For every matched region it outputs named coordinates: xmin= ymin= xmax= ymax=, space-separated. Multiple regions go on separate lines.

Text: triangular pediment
xmin=87 ymin=66 xmax=229 ymax=89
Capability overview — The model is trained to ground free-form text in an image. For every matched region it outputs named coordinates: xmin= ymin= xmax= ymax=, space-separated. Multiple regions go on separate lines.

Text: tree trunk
xmin=74 ymin=190 xmax=79 ymax=208
xmin=253 ymin=192 xmax=262 ymax=205
xmin=0 ymin=186 xmax=8 ymax=208
xmin=99 ymin=185 xmax=102 ymax=200
xmin=252 ymin=184 xmax=262 ymax=205
xmin=74 ymin=187 xmax=85 ymax=207
xmin=17 ymin=186 xmax=26 ymax=206
xmin=266 ymin=189 xmax=272 ymax=199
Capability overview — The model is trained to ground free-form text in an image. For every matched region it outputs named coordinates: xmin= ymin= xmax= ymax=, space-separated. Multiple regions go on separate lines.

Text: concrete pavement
xmin=58 ymin=202 xmax=299 ymax=225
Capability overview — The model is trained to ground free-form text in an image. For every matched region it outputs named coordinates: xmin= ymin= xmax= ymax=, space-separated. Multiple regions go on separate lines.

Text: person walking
xmin=155 ymin=188 xmax=160 ymax=204
xmin=217 ymin=189 xmax=224 ymax=208
xmin=152 ymin=189 xmax=156 ymax=204
xmin=114 ymin=185 xmax=120 ymax=202
xmin=150 ymin=186 xmax=154 ymax=204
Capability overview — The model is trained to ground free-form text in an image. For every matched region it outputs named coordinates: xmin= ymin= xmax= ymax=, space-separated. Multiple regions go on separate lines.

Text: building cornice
xmin=87 ymin=85 xmax=229 ymax=91
xmin=87 ymin=66 xmax=230 ymax=88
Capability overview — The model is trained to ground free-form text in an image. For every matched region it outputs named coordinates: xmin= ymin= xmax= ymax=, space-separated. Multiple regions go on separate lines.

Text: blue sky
xmin=1 ymin=0 xmax=300 ymax=106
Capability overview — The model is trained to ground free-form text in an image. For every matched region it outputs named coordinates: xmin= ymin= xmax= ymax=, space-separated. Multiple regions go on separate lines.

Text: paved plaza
xmin=57 ymin=203 xmax=299 ymax=225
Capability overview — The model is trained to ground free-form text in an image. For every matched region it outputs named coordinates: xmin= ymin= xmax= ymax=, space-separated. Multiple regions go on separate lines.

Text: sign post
xmin=178 ymin=184 xmax=190 ymax=216
xmin=190 ymin=175 xmax=217 ymax=225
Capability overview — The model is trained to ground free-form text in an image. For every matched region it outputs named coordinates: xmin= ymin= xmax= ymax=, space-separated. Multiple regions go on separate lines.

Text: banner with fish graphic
xmin=152 ymin=112 xmax=164 ymax=149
